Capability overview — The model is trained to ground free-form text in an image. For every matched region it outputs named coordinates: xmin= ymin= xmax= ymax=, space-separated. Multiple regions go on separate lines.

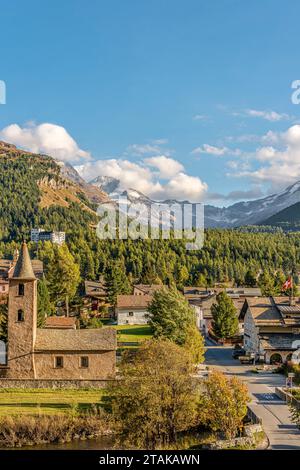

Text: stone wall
xmin=0 ymin=378 xmax=115 ymax=389
xmin=34 ymin=350 xmax=116 ymax=380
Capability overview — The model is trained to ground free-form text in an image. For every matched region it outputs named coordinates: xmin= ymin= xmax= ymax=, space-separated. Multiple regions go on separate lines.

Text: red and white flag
xmin=282 ymin=278 xmax=293 ymax=290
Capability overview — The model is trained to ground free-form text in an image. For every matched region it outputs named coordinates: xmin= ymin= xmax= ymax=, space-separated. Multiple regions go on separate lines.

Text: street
xmin=204 ymin=339 xmax=300 ymax=449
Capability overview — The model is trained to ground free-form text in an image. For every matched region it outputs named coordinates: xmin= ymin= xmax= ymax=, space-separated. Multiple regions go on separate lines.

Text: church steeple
xmin=13 ymin=241 xmax=36 ymax=280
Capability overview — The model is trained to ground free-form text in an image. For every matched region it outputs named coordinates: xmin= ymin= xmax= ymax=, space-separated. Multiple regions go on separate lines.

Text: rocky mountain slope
xmin=91 ymin=174 xmax=300 ymax=228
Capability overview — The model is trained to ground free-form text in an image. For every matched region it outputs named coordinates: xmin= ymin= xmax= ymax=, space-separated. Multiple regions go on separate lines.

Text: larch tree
xmin=110 ymin=339 xmax=200 ymax=449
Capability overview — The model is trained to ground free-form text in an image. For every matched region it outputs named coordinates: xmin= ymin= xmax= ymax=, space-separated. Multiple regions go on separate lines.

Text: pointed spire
xmin=13 ymin=241 xmax=36 ymax=280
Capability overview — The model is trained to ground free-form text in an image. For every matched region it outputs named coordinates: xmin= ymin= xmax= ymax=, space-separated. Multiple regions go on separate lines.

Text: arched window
xmin=17 ymin=309 xmax=24 ymax=322
xmin=18 ymin=284 xmax=24 ymax=296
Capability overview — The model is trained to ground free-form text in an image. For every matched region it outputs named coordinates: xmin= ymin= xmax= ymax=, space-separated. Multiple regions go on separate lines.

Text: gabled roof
xmin=35 ymin=328 xmax=116 ymax=351
xmin=240 ymin=296 xmax=300 ymax=327
xmin=117 ymin=294 xmax=152 ymax=308
xmin=44 ymin=316 xmax=77 ymax=329
xmin=133 ymin=284 xmax=165 ymax=295
xmin=85 ymin=280 xmax=106 ymax=298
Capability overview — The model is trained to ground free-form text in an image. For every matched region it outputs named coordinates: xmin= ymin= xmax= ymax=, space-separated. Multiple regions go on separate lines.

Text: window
xmin=128 ymin=311 xmax=134 ymax=317
xmin=80 ymin=356 xmax=89 ymax=368
xmin=55 ymin=356 xmax=64 ymax=368
xmin=17 ymin=309 xmax=24 ymax=322
xmin=18 ymin=283 xmax=24 ymax=296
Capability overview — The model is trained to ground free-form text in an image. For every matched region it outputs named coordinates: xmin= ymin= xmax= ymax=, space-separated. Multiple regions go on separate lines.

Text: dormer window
xmin=17 ymin=309 xmax=24 ymax=322
xmin=18 ymin=283 xmax=24 ymax=296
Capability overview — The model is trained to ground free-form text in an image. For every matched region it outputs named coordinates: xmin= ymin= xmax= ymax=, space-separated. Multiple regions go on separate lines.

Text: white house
xmin=116 ymin=295 xmax=152 ymax=325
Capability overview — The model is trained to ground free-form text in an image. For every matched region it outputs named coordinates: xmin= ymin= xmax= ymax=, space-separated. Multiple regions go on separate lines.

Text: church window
xmin=55 ymin=356 xmax=64 ymax=368
xmin=80 ymin=356 xmax=89 ymax=368
xmin=17 ymin=309 xmax=24 ymax=322
xmin=18 ymin=284 xmax=25 ymax=296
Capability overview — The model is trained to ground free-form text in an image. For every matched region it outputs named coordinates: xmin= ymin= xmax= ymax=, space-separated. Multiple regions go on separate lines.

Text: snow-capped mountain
xmin=90 ymin=176 xmax=196 ymax=228
xmin=205 ymin=180 xmax=300 ymax=227
xmin=90 ymin=175 xmax=300 ymax=228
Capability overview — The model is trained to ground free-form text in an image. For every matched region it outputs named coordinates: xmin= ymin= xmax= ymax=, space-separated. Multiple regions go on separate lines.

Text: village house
xmin=239 ymin=296 xmax=300 ymax=364
xmin=0 ymin=254 xmax=43 ymax=302
xmin=184 ymin=286 xmax=262 ymax=335
xmin=133 ymin=284 xmax=165 ymax=296
xmin=0 ymin=242 xmax=116 ymax=382
xmin=84 ymin=277 xmax=108 ymax=312
xmin=116 ymin=294 xmax=152 ymax=325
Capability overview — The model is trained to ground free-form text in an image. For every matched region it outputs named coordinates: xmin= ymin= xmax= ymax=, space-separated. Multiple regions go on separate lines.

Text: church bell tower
xmin=6 ymin=241 xmax=37 ymax=379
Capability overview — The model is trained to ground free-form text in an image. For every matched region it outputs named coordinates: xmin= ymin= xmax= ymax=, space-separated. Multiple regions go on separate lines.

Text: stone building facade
xmin=0 ymin=242 xmax=116 ymax=381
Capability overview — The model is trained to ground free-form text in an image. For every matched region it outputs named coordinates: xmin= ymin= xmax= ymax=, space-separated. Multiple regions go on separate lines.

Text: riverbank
xmin=0 ymin=411 xmax=111 ymax=448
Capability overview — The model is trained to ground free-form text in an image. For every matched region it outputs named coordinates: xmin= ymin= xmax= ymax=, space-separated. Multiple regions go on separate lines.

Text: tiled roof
xmin=117 ymin=294 xmax=152 ymax=308
xmin=44 ymin=316 xmax=77 ymax=329
xmin=35 ymin=328 xmax=116 ymax=351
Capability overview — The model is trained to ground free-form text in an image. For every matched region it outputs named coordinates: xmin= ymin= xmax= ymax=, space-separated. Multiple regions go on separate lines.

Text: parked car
xmin=232 ymin=346 xmax=246 ymax=359
xmin=239 ymin=355 xmax=255 ymax=364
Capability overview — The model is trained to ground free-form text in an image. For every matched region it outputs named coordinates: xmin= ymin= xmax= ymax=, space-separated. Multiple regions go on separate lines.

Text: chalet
xmin=133 ymin=284 xmax=165 ymax=296
xmin=239 ymin=296 xmax=300 ymax=364
xmin=184 ymin=286 xmax=262 ymax=335
xmin=84 ymin=278 xmax=107 ymax=311
xmin=116 ymin=294 xmax=152 ymax=325
xmin=0 ymin=242 xmax=116 ymax=382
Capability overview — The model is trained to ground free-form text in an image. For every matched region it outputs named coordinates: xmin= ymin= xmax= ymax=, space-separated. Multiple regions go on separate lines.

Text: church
xmin=0 ymin=242 xmax=116 ymax=383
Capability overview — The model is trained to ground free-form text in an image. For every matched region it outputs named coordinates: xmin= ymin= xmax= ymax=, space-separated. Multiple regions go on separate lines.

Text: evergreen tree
xmin=244 ymin=270 xmax=257 ymax=287
xmin=47 ymin=244 xmax=81 ymax=306
xmin=149 ymin=287 xmax=195 ymax=346
xmin=211 ymin=291 xmax=238 ymax=339
xmin=258 ymin=271 xmax=276 ymax=296
xmin=105 ymin=261 xmax=132 ymax=306
xmin=37 ymin=277 xmax=52 ymax=327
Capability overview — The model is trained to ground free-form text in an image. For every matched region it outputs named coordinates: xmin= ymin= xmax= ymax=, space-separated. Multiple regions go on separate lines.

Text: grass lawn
xmin=111 ymin=324 xmax=153 ymax=343
xmin=0 ymin=388 xmax=108 ymax=416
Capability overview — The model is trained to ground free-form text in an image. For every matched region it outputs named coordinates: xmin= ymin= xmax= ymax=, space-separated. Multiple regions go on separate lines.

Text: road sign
xmin=288 ymin=373 xmax=295 ymax=378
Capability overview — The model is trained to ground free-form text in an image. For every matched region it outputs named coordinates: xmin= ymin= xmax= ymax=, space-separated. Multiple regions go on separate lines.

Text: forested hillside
xmin=0 ymin=141 xmax=299 ymax=293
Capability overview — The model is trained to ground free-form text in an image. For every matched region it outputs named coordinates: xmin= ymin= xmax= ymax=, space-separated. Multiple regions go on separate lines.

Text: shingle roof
xmin=134 ymin=284 xmax=165 ymax=295
xmin=35 ymin=328 xmax=116 ymax=351
xmin=44 ymin=316 xmax=77 ymax=329
xmin=12 ymin=242 xmax=36 ymax=280
xmin=117 ymin=294 xmax=152 ymax=308
xmin=260 ymin=333 xmax=300 ymax=350
xmin=85 ymin=280 xmax=106 ymax=298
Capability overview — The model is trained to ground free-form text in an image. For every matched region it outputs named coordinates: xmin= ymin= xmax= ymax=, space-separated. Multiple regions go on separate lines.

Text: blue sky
xmin=1 ymin=0 xmax=300 ymax=204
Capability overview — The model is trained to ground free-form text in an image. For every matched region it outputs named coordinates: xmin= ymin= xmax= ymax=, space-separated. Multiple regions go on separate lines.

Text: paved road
xmin=204 ymin=339 xmax=300 ymax=449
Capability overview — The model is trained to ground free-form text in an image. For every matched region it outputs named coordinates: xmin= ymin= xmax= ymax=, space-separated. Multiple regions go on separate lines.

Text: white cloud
xmin=144 ymin=156 xmax=184 ymax=178
xmin=126 ymin=139 xmax=171 ymax=157
xmin=0 ymin=122 xmax=90 ymax=162
xmin=77 ymin=157 xmax=207 ymax=202
xmin=193 ymin=114 xmax=209 ymax=121
xmin=192 ymin=144 xmax=228 ymax=156
xmin=231 ymin=124 xmax=300 ymax=187
xmin=245 ymin=109 xmax=291 ymax=122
